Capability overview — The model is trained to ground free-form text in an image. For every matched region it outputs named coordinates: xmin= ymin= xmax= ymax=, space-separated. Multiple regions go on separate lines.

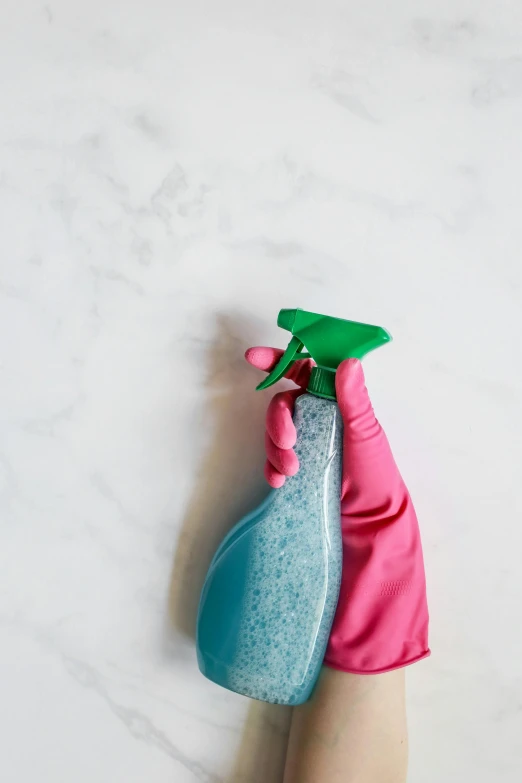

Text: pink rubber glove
xmin=245 ymin=347 xmax=430 ymax=674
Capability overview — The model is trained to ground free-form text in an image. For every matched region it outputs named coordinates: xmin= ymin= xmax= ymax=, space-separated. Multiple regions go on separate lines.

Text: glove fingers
xmin=266 ymin=390 xmax=299 ymax=449
xmin=245 ymin=346 xmax=284 ymax=373
xmin=265 ymin=432 xmax=299 ymax=477
xmin=245 ymin=346 xmax=314 ymax=389
xmin=264 ymin=460 xmax=286 ymax=489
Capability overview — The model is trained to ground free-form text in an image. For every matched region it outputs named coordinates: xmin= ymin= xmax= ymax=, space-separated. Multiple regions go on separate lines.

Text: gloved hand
xmin=245 ymin=347 xmax=430 ymax=674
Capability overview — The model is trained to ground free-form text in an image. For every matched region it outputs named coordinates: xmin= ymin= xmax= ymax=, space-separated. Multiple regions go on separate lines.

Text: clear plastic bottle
xmin=197 ymin=393 xmax=343 ymax=705
xmin=196 ymin=308 xmax=390 ymax=705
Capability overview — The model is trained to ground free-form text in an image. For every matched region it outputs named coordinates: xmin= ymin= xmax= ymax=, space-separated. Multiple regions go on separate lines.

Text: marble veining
xmin=1 ymin=2 xmax=522 ymax=781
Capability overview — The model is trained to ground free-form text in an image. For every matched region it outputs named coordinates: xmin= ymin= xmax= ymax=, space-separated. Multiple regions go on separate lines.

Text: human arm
xmin=245 ymin=348 xmax=429 ymax=782
xmin=284 ymin=668 xmax=408 ymax=783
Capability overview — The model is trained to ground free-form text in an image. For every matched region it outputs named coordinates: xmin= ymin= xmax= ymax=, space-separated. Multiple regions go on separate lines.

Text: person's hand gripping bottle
xmin=197 ymin=309 xmax=429 ymax=705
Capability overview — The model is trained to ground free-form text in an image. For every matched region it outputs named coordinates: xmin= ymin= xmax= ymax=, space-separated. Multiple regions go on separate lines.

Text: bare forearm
xmin=284 ymin=667 xmax=408 ymax=783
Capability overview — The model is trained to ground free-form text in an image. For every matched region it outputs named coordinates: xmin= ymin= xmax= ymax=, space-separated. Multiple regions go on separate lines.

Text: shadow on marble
xmin=167 ymin=311 xmax=269 ymax=641
xmin=226 ymin=700 xmax=292 ymax=783
xmin=167 ymin=311 xmax=293 ymax=781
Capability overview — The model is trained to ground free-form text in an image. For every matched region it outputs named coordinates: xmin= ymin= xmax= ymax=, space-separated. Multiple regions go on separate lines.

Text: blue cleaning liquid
xmin=197 ymin=394 xmax=343 ymax=705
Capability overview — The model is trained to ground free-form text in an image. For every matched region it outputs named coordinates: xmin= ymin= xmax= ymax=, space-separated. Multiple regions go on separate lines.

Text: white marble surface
xmin=1 ymin=1 xmax=522 ymax=780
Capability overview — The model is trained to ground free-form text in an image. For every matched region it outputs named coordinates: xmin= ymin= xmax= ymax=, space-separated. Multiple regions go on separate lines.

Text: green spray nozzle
xmin=256 ymin=308 xmax=391 ymax=400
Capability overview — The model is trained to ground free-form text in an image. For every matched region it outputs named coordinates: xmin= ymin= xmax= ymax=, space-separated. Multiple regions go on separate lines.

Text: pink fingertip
xmin=266 ymin=391 xmax=298 ymax=450
xmin=284 ymin=453 xmax=300 ymax=476
xmin=245 ymin=346 xmax=283 ymax=372
xmin=264 ymin=460 xmax=286 ymax=488
xmin=265 ymin=432 xmax=300 ymax=477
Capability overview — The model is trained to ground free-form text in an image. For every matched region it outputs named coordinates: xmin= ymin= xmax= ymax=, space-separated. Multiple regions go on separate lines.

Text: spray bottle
xmin=197 ymin=308 xmax=391 ymax=705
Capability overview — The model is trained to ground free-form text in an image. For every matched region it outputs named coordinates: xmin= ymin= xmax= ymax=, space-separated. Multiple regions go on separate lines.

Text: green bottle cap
xmin=256 ymin=308 xmax=391 ymax=401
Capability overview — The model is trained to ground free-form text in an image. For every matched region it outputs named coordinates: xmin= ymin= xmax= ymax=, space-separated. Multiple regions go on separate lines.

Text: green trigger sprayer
xmin=257 ymin=307 xmax=390 ymax=398
xmin=197 ymin=308 xmax=391 ymax=705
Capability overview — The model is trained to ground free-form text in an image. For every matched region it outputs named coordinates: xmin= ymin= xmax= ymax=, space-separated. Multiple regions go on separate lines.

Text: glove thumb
xmin=336 ymin=358 xmax=402 ymax=507
xmin=335 ymin=358 xmax=379 ymax=439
